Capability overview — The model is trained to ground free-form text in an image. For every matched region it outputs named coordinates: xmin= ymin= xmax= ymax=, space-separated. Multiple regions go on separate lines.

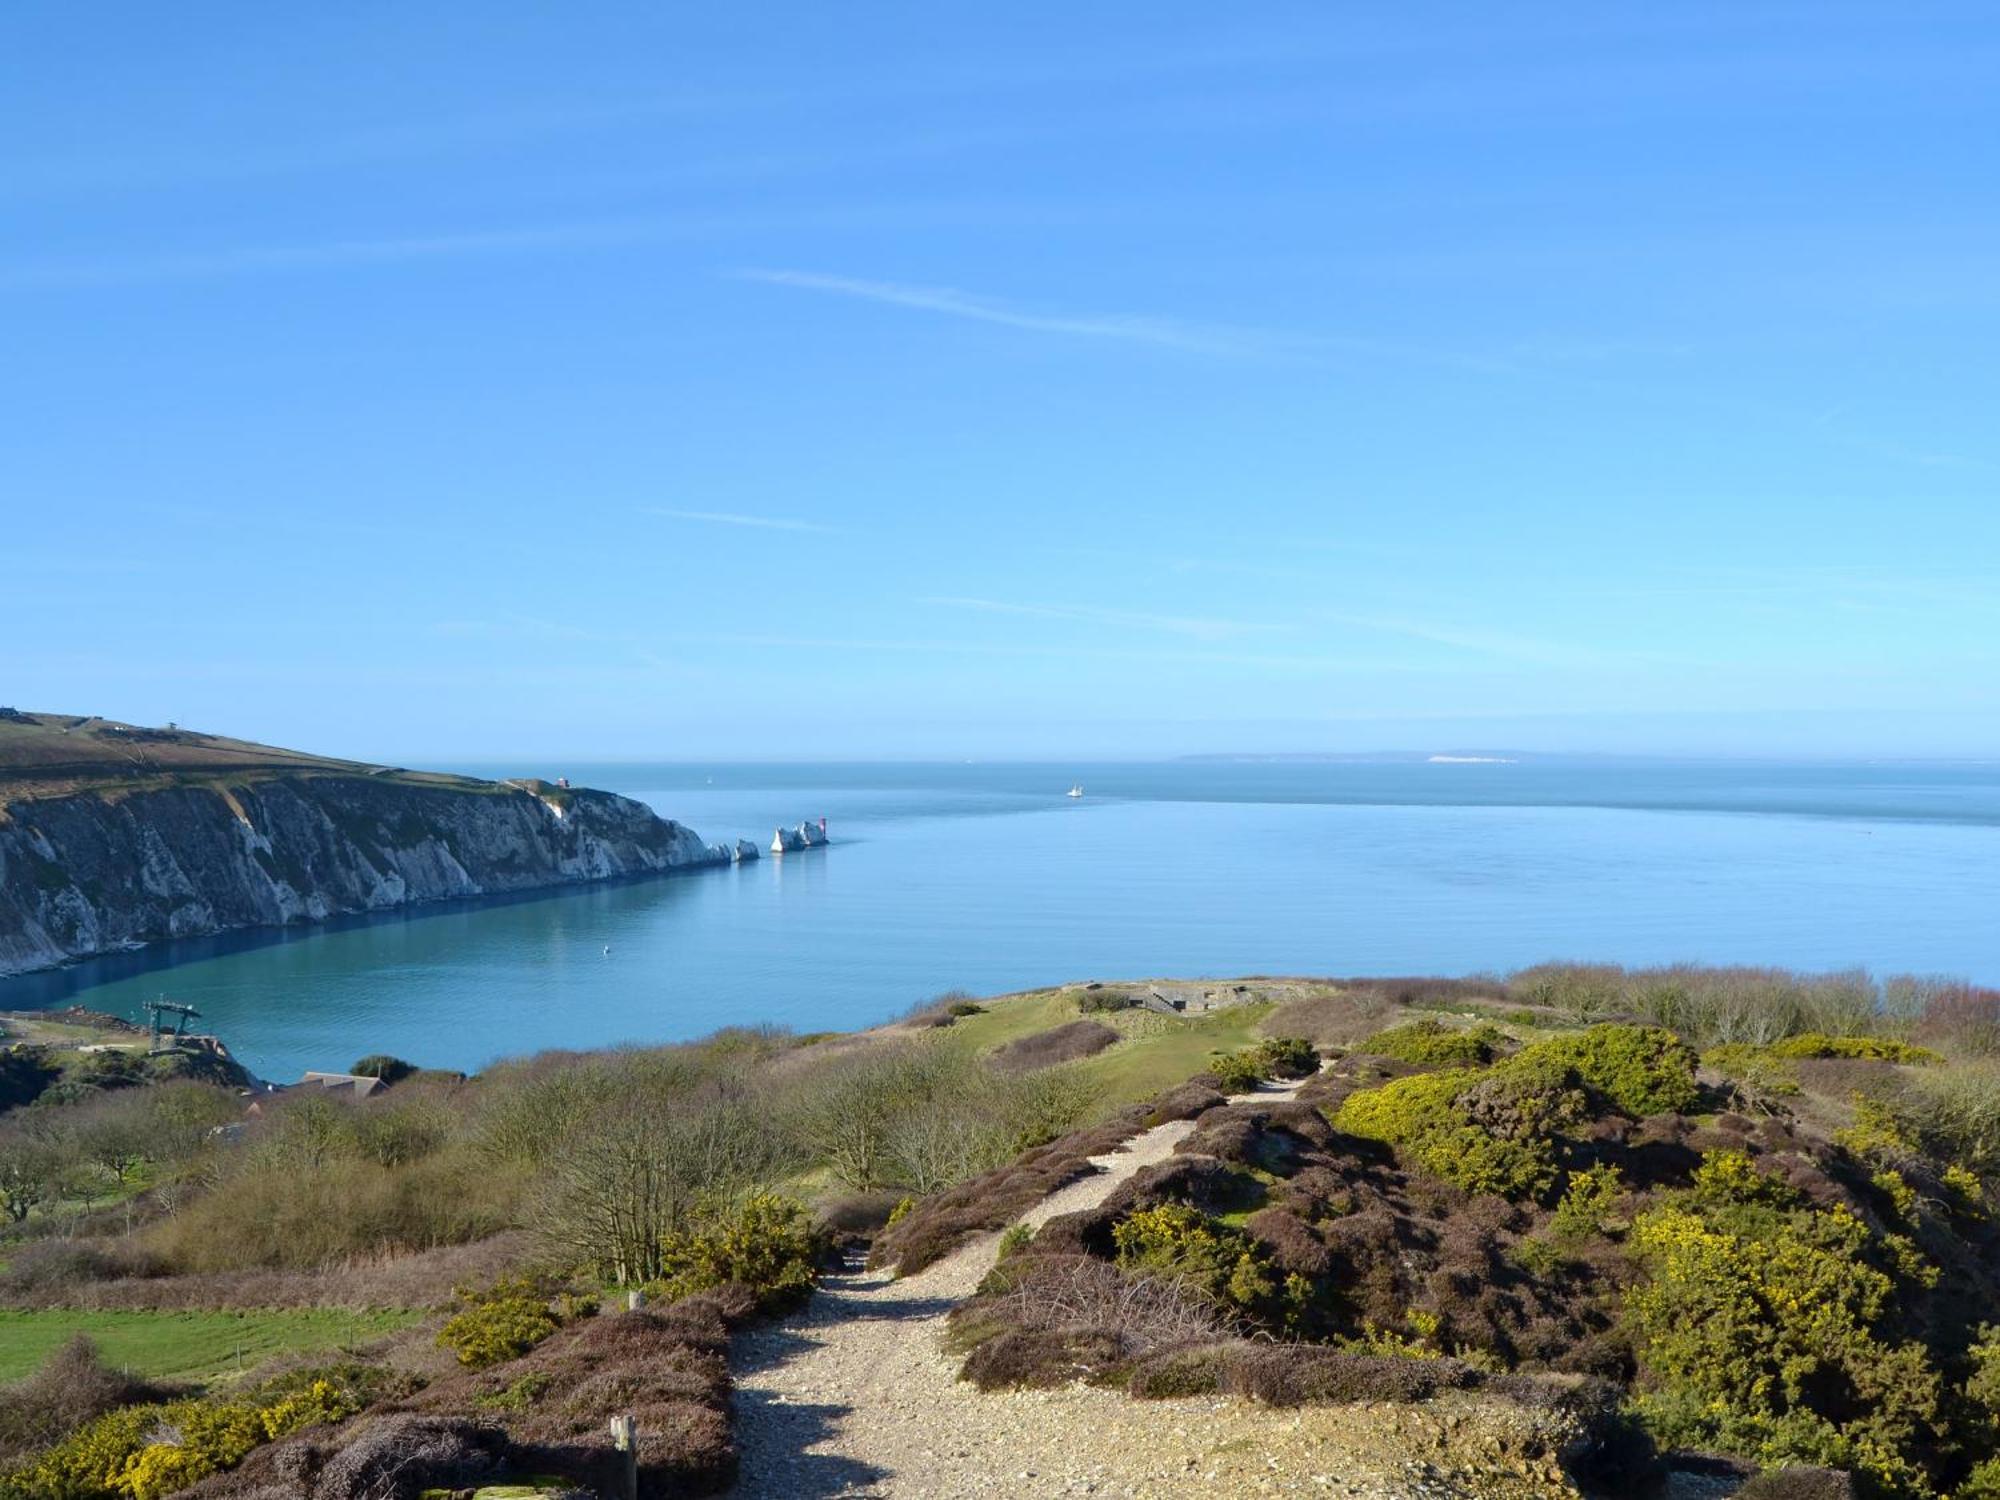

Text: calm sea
xmin=5 ymin=759 xmax=1998 ymax=1081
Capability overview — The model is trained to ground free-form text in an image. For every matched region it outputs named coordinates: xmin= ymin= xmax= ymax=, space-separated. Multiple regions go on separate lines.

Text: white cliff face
xmin=0 ymin=776 xmax=727 ymax=977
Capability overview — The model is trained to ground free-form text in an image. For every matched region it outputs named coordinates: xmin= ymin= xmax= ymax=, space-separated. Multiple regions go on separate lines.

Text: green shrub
xmin=652 ymin=1192 xmax=820 ymax=1312
xmin=1766 ymin=1033 xmax=1940 ymax=1065
xmin=1355 ymin=1019 xmax=1501 ymax=1068
xmin=1208 ymin=1051 xmax=1267 ymax=1095
xmin=0 ymin=1376 xmax=360 ymax=1500
xmin=1254 ymin=1036 xmax=1319 ymax=1078
xmin=1332 ymin=1028 xmax=1693 ymax=1200
xmin=1075 ymin=989 xmax=1136 ymax=1014
xmin=1626 ymin=1151 xmax=1944 ymax=1496
xmin=1551 ymin=1163 xmax=1624 ymax=1243
xmin=1111 ymin=1202 xmax=1313 ymax=1333
xmin=437 ymin=1276 xmax=562 ymax=1369
xmin=348 ymin=1054 xmax=416 ymax=1084
xmin=1208 ymin=1038 xmax=1319 ymax=1095
xmin=1513 ymin=1024 xmax=1699 ymax=1117
xmin=1330 ymin=1066 xmax=1563 ymax=1200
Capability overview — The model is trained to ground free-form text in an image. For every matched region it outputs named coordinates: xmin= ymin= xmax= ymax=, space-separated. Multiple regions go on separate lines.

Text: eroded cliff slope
xmin=0 ymin=713 xmax=725 ymax=975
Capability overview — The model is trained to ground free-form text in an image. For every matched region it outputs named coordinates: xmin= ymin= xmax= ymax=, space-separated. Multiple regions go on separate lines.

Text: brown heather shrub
xmin=1124 ymin=1341 xmax=1485 ymax=1404
xmin=988 ymin=1020 xmax=1119 ymax=1074
xmin=1242 ymin=1207 xmax=1333 ymax=1277
xmin=1736 ymin=1469 xmax=1858 ymax=1500
xmin=483 ymin=1305 xmax=737 ymax=1494
xmin=186 ymin=1413 xmax=512 ymax=1500
xmin=1143 ymin=1079 xmax=1225 ymax=1126
xmin=958 ymin=1327 xmax=1131 ymax=1390
xmin=197 ymin=1299 xmax=746 ymax=1499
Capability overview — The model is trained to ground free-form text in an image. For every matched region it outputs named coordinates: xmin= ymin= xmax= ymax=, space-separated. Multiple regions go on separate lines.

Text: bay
xmin=4 ymin=758 xmax=1997 ymax=1081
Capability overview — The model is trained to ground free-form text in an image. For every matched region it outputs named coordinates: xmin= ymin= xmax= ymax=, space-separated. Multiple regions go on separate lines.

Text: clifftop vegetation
xmin=0 ymin=711 xmax=489 ymax=806
xmin=3 ymin=965 xmax=1999 ymax=1496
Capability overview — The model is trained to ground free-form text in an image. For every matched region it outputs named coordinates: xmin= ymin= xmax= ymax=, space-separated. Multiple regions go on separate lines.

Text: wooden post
xmin=609 ymin=1414 xmax=638 ymax=1500
xmin=626 ymin=1288 xmax=645 ymax=1312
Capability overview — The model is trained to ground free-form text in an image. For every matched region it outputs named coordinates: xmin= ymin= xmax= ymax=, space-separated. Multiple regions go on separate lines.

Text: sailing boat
xmin=1066 ymin=783 xmax=1084 ymax=798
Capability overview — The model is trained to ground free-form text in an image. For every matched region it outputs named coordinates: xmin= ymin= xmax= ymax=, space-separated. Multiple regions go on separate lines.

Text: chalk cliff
xmin=0 ymin=715 xmax=730 ymax=975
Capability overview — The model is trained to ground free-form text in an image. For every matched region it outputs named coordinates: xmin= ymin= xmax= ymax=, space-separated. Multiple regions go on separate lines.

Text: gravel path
xmin=721 ymin=1075 xmax=1552 ymax=1499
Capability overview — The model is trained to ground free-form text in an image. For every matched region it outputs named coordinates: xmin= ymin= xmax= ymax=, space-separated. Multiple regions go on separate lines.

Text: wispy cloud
xmin=735 ymin=270 xmax=1283 ymax=356
xmin=736 ymin=269 xmax=1511 ymax=372
xmin=644 ymin=507 xmax=834 ymax=533
xmin=923 ymin=595 xmax=1280 ymax=642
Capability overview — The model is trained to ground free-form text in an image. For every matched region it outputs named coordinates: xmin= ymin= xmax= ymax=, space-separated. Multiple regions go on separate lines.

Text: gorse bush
xmin=1112 ymin=1203 xmax=1315 ymax=1334
xmin=1331 ymin=1025 xmax=1697 ymax=1201
xmin=652 ymin=1192 xmax=820 ymax=1312
xmin=1626 ymin=1150 xmax=1945 ymax=1495
xmin=1255 ymin=1036 xmax=1319 ymax=1078
xmin=1550 ymin=1163 xmax=1624 ymax=1243
xmin=1355 ymin=1019 xmax=1502 ymax=1068
xmin=1520 ymin=1025 xmax=1700 ymax=1117
xmin=1208 ymin=1038 xmax=1318 ymax=1095
xmin=436 ymin=1275 xmax=563 ymax=1369
xmin=1766 ymin=1034 xmax=1941 ymax=1065
xmin=0 ymin=1372 xmax=361 ymax=1500
xmin=1333 ymin=1067 xmax=1563 ymax=1199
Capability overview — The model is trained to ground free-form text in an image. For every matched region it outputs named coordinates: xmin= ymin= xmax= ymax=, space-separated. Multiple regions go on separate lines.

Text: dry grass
xmin=0 ymin=1233 xmax=535 ymax=1312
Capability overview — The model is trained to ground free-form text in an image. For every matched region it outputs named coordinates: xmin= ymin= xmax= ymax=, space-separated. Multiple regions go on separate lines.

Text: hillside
xmin=0 ymin=711 xmax=730 ymax=976
xmin=6 ymin=967 xmax=1998 ymax=1497
xmin=0 ymin=710 xmax=478 ymax=803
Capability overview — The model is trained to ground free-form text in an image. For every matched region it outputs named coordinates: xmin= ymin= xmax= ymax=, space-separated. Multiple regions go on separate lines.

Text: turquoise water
xmin=5 ymin=759 xmax=1998 ymax=1080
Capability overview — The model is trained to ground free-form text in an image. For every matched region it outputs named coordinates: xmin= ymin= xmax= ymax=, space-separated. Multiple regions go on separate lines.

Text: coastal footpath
xmin=0 ymin=711 xmax=733 ymax=977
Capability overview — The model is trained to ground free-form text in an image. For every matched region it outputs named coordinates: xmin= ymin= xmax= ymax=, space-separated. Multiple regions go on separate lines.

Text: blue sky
xmin=5 ymin=5 xmax=1997 ymax=761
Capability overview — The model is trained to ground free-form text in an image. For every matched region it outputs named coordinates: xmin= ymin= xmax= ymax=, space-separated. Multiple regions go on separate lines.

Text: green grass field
xmin=0 ymin=1307 xmax=419 ymax=1384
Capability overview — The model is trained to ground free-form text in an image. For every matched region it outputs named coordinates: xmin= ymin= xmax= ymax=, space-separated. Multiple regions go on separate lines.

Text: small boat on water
xmin=1066 ymin=783 xmax=1084 ymax=798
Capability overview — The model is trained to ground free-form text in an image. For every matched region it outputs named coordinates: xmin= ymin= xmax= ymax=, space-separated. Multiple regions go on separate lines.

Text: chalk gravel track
xmin=724 ymin=1076 xmax=1518 ymax=1499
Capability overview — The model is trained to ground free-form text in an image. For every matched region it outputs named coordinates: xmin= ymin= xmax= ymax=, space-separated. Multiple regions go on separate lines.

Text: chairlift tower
xmin=145 ymin=998 xmax=201 ymax=1053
